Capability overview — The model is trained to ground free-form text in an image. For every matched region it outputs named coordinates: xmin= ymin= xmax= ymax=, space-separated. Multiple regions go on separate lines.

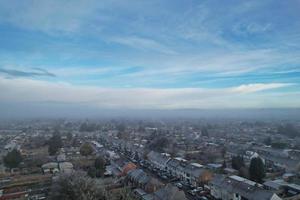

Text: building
xmin=127 ymin=169 xmax=163 ymax=193
xmin=210 ymin=175 xmax=282 ymax=200
xmin=110 ymin=158 xmax=136 ymax=176
xmin=152 ymin=184 xmax=187 ymax=200
xmin=59 ymin=162 xmax=73 ymax=174
xmin=183 ymin=163 xmax=212 ymax=187
xmin=264 ymin=179 xmax=300 ymax=200
xmin=147 ymin=151 xmax=170 ymax=171
xmin=41 ymin=162 xmax=59 ymax=174
xmin=166 ymin=158 xmax=187 ymax=179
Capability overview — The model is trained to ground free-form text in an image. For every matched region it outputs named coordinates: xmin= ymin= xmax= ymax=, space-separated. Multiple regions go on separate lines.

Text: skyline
xmin=0 ymin=0 xmax=300 ymax=113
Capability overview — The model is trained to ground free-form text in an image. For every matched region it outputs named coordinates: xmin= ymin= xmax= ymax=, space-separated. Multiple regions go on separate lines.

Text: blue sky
xmin=0 ymin=0 xmax=299 ymax=110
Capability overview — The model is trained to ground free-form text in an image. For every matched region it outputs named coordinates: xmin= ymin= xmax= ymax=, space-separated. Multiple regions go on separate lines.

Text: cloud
xmin=118 ymin=48 xmax=300 ymax=79
xmin=231 ymin=83 xmax=293 ymax=94
xmin=111 ymin=36 xmax=176 ymax=54
xmin=233 ymin=22 xmax=272 ymax=36
xmin=0 ymin=67 xmax=56 ymax=77
xmin=0 ymin=77 xmax=295 ymax=109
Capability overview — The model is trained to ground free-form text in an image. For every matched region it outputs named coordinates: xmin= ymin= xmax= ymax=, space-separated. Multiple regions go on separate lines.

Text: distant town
xmin=0 ymin=118 xmax=299 ymax=200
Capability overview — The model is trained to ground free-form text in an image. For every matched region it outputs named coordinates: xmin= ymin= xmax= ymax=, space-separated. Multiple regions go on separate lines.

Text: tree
xmin=221 ymin=146 xmax=227 ymax=159
xmin=222 ymin=160 xmax=227 ymax=169
xmin=147 ymin=136 xmax=169 ymax=153
xmin=249 ymin=157 xmax=265 ymax=183
xmin=80 ymin=143 xmax=94 ymax=156
xmin=239 ymin=166 xmax=249 ymax=178
xmin=3 ymin=149 xmax=22 ymax=169
xmin=79 ymin=122 xmax=97 ymax=132
xmin=48 ymin=133 xmax=63 ymax=156
xmin=277 ymin=124 xmax=299 ymax=138
xmin=106 ymin=187 xmax=135 ymax=200
xmin=271 ymin=142 xmax=288 ymax=149
xmin=66 ymin=132 xmax=73 ymax=141
xmin=263 ymin=137 xmax=272 ymax=146
xmin=51 ymin=172 xmax=133 ymax=200
xmin=94 ymin=156 xmax=106 ymax=177
xmin=231 ymin=155 xmax=245 ymax=170
xmin=50 ymin=172 xmax=105 ymax=200
xmin=133 ymin=151 xmax=140 ymax=161
xmin=87 ymin=166 xmax=97 ymax=178
xmin=116 ymin=123 xmax=128 ymax=140
xmin=116 ymin=123 xmax=126 ymax=133
xmin=201 ymin=127 xmax=209 ymax=137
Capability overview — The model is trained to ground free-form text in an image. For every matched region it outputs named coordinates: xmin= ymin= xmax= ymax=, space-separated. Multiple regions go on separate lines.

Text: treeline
xmin=79 ymin=122 xmax=99 ymax=132
xmin=277 ymin=123 xmax=299 ymax=138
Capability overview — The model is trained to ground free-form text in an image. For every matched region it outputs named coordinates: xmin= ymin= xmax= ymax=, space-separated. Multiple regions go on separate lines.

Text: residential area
xmin=0 ymin=119 xmax=299 ymax=200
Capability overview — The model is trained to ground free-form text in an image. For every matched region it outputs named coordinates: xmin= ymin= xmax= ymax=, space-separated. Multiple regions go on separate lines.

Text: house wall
xmin=210 ymin=185 xmax=240 ymax=200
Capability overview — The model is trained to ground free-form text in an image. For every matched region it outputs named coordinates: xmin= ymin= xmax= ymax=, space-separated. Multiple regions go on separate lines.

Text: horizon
xmin=1 ymin=107 xmax=300 ymax=120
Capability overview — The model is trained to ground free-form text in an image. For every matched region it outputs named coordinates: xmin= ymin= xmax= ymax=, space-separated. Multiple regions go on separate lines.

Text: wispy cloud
xmin=0 ymin=77 xmax=295 ymax=109
xmin=233 ymin=22 xmax=272 ymax=35
xmin=231 ymin=83 xmax=293 ymax=94
xmin=111 ymin=36 xmax=176 ymax=54
xmin=0 ymin=67 xmax=55 ymax=78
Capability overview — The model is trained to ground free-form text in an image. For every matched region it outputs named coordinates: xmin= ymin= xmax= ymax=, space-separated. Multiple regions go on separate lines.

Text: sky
xmin=0 ymin=0 xmax=300 ymax=116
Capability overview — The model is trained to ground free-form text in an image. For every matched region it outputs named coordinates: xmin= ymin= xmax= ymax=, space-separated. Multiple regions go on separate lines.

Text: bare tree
xmin=50 ymin=172 xmax=106 ymax=200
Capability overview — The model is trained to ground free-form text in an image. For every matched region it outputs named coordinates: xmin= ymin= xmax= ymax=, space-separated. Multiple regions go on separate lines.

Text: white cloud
xmin=116 ymin=48 xmax=300 ymax=79
xmin=233 ymin=22 xmax=272 ymax=36
xmin=0 ymin=77 xmax=294 ymax=109
xmin=111 ymin=36 xmax=176 ymax=54
xmin=230 ymin=83 xmax=293 ymax=94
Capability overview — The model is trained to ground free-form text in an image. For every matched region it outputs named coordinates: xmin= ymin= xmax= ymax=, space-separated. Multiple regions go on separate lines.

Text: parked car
xmin=188 ymin=190 xmax=196 ymax=196
xmin=199 ymin=197 xmax=208 ymax=200
xmin=175 ymin=182 xmax=183 ymax=189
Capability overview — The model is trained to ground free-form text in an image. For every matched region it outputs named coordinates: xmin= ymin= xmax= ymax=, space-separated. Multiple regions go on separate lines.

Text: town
xmin=1 ymin=0 xmax=300 ymax=199
xmin=0 ymin=118 xmax=299 ymax=200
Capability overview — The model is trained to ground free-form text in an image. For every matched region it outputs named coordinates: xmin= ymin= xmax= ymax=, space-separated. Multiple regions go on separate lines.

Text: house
xmin=57 ymin=153 xmax=66 ymax=162
xmin=253 ymin=146 xmax=298 ymax=172
xmin=224 ymin=167 xmax=239 ymax=175
xmin=152 ymin=184 xmax=187 ymax=200
xmin=42 ymin=162 xmax=59 ymax=174
xmin=166 ymin=158 xmax=187 ymax=179
xmin=183 ymin=163 xmax=212 ymax=187
xmin=122 ymin=162 xmax=137 ymax=176
xmin=132 ymin=188 xmax=148 ymax=200
xmin=147 ymin=151 xmax=170 ymax=171
xmin=264 ymin=179 xmax=300 ymax=200
xmin=244 ymin=151 xmax=261 ymax=162
xmin=127 ymin=169 xmax=163 ymax=193
xmin=106 ymin=150 xmax=120 ymax=160
xmin=4 ymin=142 xmax=20 ymax=152
xmin=207 ymin=163 xmax=223 ymax=171
xmin=210 ymin=175 xmax=282 ymax=200
xmin=91 ymin=140 xmax=104 ymax=150
xmin=110 ymin=158 xmax=136 ymax=176
xmin=127 ymin=169 xmax=150 ymax=188
xmin=144 ymin=177 xmax=164 ymax=193
xmin=59 ymin=162 xmax=73 ymax=174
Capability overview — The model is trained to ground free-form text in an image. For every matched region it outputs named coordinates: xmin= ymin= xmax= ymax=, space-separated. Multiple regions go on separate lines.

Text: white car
xmin=175 ymin=182 xmax=183 ymax=189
